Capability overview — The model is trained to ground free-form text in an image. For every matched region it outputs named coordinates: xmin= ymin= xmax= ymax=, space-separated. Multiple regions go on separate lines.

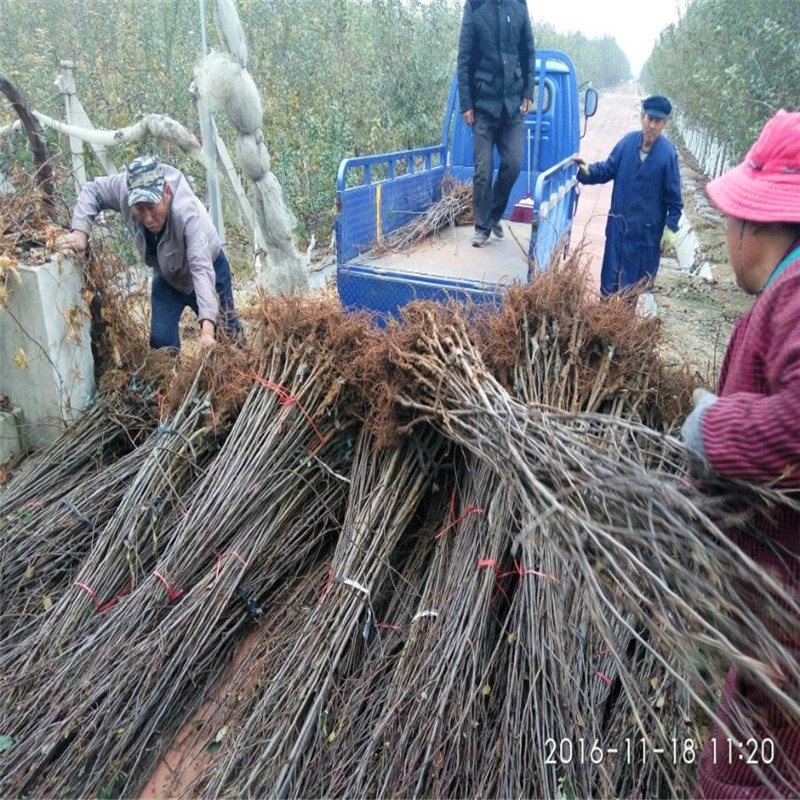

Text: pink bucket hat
xmin=706 ymin=109 xmax=800 ymax=224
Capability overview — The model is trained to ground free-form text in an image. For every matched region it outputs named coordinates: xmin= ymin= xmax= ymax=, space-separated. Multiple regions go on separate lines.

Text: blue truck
xmin=335 ymin=49 xmax=598 ymax=317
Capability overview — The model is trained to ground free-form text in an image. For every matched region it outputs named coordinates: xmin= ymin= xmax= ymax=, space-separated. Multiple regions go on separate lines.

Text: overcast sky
xmin=528 ymin=0 xmax=688 ymax=77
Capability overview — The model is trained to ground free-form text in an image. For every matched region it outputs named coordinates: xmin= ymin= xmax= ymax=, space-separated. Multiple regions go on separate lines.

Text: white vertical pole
xmin=198 ymin=0 xmax=225 ymax=242
xmin=56 ymin=60 xmax=88 ymax=192
xmin=56 ymin=60 xmax=117 ymax=182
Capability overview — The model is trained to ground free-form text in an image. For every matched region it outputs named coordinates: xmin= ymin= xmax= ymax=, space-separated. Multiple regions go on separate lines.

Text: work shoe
xmin=471 ymin=230 xmax=490 ymax=247
xmin=491 ymin=222 xmax=504 ymax=239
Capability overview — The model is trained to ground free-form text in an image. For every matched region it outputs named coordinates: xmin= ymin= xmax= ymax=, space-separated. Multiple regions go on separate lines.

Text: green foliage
xmin=236 ymin=0 xmax=463 ymax=239
xmin=1 ymin=0 xmax=630 ymax=248
xmin=642 ymin=0 xmax=800 ymax=162
xmin=537 ymin=23 xmax=631 ymax=89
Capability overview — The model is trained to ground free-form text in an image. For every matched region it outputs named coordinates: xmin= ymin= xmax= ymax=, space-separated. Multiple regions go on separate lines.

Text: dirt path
xmin=655 ymin=152 xmax=752 ymax=381
xmin=573 ymin=81 xmax=752 ymax=381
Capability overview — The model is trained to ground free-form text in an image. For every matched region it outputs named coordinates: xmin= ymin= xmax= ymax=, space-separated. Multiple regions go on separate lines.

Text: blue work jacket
xmin=578 ymin=131 xmax=683 ymax=295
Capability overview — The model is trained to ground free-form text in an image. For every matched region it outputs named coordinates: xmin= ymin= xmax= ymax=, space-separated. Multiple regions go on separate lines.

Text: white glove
xmin=681 ymin=388 xmax=717 ymax=465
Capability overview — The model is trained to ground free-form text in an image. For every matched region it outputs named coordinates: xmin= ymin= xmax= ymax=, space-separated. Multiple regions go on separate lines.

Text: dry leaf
xmin=13 ymin=349 xmax=28 ymax=370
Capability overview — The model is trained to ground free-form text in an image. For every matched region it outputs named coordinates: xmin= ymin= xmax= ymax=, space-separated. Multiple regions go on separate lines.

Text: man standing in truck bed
xmin=457 ymin=0 xmax=535 ymax=248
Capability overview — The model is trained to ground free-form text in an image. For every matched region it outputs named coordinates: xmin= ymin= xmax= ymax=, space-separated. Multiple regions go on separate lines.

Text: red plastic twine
xmin=248 ymin=370 xmax=324 ymax=444
xmin=434 ymin=492 xmax=484 ymax=540
xmin=74 ymin=580 xmax=131 ymax=613
xmin=477 ymin=557 xmax=563 ymax=609
xmin=503 ymin=558 xmax=563 ymax=585
xmin=596 ymin=671 xmax=612 ymax=686
xmin=477 ymin=558 xmax=561 ymax=584
xmin=476 ymin=558 xmax=510 ymax=606
xmin=153 ymin=570 xmax=184 ymax=602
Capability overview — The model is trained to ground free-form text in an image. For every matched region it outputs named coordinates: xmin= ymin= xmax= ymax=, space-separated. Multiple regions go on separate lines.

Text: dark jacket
xmin=457 ymin=0 xmax=535 ymax=119
xmin=577 ymin=130 xmax=683 ymax=292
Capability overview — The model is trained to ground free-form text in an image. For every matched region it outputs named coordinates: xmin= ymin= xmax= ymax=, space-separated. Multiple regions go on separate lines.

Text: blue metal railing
xmin=336 ymin=145 xmax=446 ymax=192
xmin=336 ymin=145 xmax=447 ymax=264
xmin=530 ymin=155 xmax=579 ymax=273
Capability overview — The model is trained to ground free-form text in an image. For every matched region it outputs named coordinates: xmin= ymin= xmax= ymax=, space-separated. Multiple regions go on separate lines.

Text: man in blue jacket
xmin=457 ymin=0 xmax=535 ymax=248
xmin=575 ymin=95 xmax=683 ymax=298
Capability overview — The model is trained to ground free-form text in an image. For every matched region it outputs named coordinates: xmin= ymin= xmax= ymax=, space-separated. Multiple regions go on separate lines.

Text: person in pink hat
xmin=682 ymin=110 xmax=800 ymax=798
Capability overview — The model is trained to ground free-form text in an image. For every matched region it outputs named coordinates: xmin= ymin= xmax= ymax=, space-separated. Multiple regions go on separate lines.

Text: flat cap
xmin=642 ymin=95 xmax=672 ymax=119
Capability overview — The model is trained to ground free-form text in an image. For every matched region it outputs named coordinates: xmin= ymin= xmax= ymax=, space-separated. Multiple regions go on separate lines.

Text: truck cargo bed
xmin=353 ymin=221 xmax=531 ymax=284
xmin=337 ymin=222 xmax=532 ymax=316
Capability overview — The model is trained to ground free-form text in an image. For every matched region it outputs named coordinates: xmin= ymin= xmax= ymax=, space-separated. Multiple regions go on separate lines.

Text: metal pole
xmin=198 ymin=0 xmax=224 ymax=241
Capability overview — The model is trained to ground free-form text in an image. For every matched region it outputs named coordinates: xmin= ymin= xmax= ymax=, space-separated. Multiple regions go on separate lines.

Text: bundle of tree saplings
xmin=0 ymin=263 xmax=796 ymax=798
xmin=0 ymin=376 xmax=163 ymax=641
xmin=155 ymin=269 xmax=709 ymax=799
xmin=476 ymin=262 xmax=689 ymax=425
xmin=295 ymin=487 xmax=457 ymax=799
xmin=371 ymin=176 xmax=473 ymax=254
xmin=198 ymin=425 xmax=448 ymax=799
xmin=304 ymin=455 xmax=515 ymax=800
xmin=0 ymin=440 xmax=153 ymax=641
xmin=163 ymin=474 xmax=453 ymax=799
xmin=0 ymin=390 xmax=156 ymax=519
xmin=0 ymin=295 xmax=368 ymax=798
xmin=0 ymin=353 xmax=232 ymax=673
xmin=364 ymin=296 xmax=798 ymax=797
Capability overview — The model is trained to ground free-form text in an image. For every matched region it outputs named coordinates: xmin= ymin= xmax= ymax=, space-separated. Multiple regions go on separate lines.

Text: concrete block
xmin=671 ymin=215 xmax=714 ymax=281
xmin=0 ymin=407 xmax=23 ymax=465
xmin=0 ymin=253 xmax=95 ymax=449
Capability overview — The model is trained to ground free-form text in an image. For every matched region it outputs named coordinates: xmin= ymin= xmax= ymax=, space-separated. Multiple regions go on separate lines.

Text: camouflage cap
xmin=126 ymin=155 xmax=165 ymax=206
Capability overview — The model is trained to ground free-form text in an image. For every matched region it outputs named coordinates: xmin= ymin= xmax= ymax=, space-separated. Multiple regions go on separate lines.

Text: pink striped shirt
xmin=697 ymin=248 xmax=800 ymax=799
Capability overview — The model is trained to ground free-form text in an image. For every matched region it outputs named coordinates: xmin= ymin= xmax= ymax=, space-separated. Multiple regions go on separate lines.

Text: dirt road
xmin=571 ymin=82 xmax=641 ymax=288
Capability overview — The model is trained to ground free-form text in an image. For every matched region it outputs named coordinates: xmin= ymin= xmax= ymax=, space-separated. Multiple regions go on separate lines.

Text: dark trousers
xmin=472 ymin=109 xmax=524 ymax=232
xmin=150 ymin=249 xmax=244 ymax=350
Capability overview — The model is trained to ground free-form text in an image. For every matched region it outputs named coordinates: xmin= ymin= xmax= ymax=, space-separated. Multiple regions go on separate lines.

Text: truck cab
xmin=335 ymin=49 xmax=597 ymax=317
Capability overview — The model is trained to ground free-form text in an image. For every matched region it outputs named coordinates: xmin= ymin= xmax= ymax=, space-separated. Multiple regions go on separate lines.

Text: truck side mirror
xmin=580 ymin=87 xmax=599 ymax=139
xmin=584 ymin=87 xmax=598 ymax=118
